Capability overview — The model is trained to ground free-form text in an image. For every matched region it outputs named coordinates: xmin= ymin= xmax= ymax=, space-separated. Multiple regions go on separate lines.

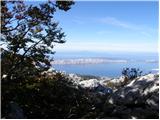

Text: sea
xmin=52 ymin=51 xmax=159 ymax=77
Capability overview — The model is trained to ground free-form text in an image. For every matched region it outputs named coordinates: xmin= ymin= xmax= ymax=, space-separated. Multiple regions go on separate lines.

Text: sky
xmin=3 ymin=1 xmax=158 ymax=54
xmin=53 ymin=1 xmax=158 ymax=53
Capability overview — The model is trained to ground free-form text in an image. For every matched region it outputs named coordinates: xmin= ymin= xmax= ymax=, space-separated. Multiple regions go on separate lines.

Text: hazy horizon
xmin=53 ymin=51 xmax=159 ymax=59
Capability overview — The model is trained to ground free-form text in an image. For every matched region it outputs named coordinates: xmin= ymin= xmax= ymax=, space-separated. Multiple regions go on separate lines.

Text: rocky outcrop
xmin=105 ymin=74 xmax=159 ymax=119
xmin=66 ymin=74 xmax=113 ymax=94
xmin=66 ymin=73 xmax=159 ymax=118
xmin=79 ymin=79 xmax=113 ymax=94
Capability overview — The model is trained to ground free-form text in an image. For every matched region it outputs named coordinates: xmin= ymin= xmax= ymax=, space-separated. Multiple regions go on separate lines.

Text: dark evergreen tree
xmin=1 ymin=0 xmax=74 ymax=82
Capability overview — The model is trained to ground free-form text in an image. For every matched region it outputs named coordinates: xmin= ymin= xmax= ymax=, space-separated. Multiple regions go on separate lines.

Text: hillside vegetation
xmin=2 ymin=71 xmax=159 ymax=119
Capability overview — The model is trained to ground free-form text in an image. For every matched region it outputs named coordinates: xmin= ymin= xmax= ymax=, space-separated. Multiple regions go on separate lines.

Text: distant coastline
xmin=51 ymin=58 xmax=127 ymax=65
xmin=51 ymin=58 xmax=158 ymax=65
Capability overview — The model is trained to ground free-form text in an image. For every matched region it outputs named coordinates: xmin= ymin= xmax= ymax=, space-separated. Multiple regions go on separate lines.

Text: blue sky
xmin=53 ymin=1 xmax=158 ymax=53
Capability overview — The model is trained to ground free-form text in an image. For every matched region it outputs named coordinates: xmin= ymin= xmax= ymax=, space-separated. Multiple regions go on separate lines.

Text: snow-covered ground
xmin=43 ymin=68 xmax=159 ymax=118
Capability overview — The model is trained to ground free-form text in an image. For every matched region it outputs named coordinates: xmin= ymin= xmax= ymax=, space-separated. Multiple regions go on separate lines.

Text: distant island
xmin=51 ymin=58 xmax=128 ymax=65
xmin=51 ymin=58 xmax=158 ymax=65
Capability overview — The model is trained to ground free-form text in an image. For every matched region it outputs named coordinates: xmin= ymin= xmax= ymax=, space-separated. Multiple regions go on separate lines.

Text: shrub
xmin=1 ymin=73 xmax=101 ymax=119
xmin=122 ymin=68 xmax=142 ymax=80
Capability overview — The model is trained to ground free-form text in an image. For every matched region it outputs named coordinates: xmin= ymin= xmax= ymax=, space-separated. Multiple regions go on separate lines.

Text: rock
xmin=106 ymin=76 xmax=126 ymax=85
xmin=79 ymin=79 xmax=99 ymax=89
xmin=105 ymin=73 xmax=159 ymax=119
xmin=63 ymin=72 xmax=158 ymax=118
xmin=79 ymin=79 xmax=113 ymax=94
xmin=64 ymin=73 xmax=113 ymax=94
xmin=110 ymin=106 xmax=131 ymax=118
xmin=95 ymin=84 xmax=113 ymax=94
xmin=68 ymin=73 xmax=82 ymax=85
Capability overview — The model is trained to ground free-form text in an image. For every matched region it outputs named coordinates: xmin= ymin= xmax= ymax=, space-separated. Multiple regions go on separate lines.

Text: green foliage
xmin=105 ymin=68 xmax=143 ymax=89
xmin=1 ymin=0 xmax=74 ymax=81
xmin=122 ymin=68 xmax=142 ymax=80
xmin=105 ymin=81 xmax=117 ymax=89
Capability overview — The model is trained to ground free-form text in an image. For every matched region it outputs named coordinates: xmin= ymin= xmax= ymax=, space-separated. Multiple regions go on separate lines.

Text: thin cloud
xmin=71 ymin=16 xmax=157 ymax=37
xmin=99 ymin=17 xmax=130 ymax=28
xmin=97 ymin=16 xmax=157 ymax=37
xmin=71 ymin=16 xmax=89 ymax=25
xmin=72 ymin=19 xmax=85 ymax=25
xmin=97 ymin=30 xmax=112 ymax=35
